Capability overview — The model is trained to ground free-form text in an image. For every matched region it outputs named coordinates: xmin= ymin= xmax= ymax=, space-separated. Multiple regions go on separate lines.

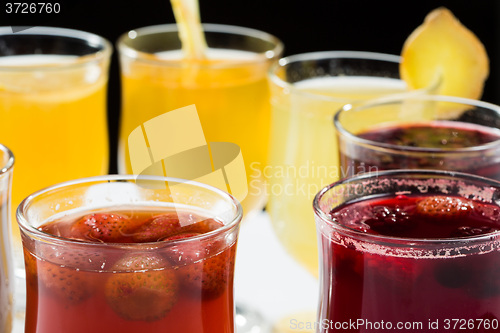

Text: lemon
xmin=400 ymin=7 xmax=489 ymax=99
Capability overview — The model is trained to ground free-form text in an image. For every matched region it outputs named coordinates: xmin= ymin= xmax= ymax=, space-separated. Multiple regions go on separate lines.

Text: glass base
xmin=236 ymin=304 xmax=271 ymax=333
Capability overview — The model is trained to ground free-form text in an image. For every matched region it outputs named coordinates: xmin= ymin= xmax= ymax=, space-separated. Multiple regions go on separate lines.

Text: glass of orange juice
xmin=0 ymin=26 xmax=111 ymax=322
xmin=117 ymin=24 xmax=283 ymax=220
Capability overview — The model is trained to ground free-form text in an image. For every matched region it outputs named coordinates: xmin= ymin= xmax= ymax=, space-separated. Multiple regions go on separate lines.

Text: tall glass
xmin=335 ymin=94 xmax=500 ymax=179
xmin=314 ymin=170 xmax=500 ymax=332
xmin=0 ymin=27 xmax=112 ymax=270
xmin=117 ymin=24 xmax=283 ymax=220
xmin=0 ymin=144 xmax=14 ymax=333
xmin=267 ymin=51 xmax=412 ymax=277
xmin=17 ymin=175 xmax=242 ymax=333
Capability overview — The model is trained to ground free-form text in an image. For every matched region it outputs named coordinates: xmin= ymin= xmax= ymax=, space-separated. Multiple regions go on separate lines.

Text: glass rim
xmin=268 ymin=50 xmax=404 ymax=103
xmin=0 ymin=26 xmax=112 ymax=71
xmin=334 ymin=94 xmax=500 ymax=154
xmin=116 ymin=23 xmax=284 ymax=68
xmin=0 ymin=143 xmax=14 ymax=175
xmin=16 ymin=174 xmax=243 ymax=248
xmin=313 ymin=169 xmax=500 ymax=246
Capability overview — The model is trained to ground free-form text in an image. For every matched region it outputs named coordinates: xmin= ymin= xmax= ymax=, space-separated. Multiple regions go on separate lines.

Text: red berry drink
xmin=335 ymin=95 xmax=500 ymax=180
xmin=314 ymin=171 xmax=500 ymax=333
xmin=17 ymin=176 xmax=242 ymax=333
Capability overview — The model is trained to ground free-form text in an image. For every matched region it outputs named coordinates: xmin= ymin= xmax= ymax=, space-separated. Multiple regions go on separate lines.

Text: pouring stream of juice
xmin=170 ymin=0 xmax=207 ymax=59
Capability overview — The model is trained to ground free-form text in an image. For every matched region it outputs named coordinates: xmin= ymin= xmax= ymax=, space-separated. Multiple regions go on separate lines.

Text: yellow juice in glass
xmin=118 ymin=25 xmax=283 ymax=218
xmin=0 ymin=28 xmax=111 ymax=262
xmin=267 ymin=52 xmax=408 ymax=276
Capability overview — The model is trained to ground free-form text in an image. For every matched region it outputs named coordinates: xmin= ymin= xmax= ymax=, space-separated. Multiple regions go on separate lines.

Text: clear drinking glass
xmin=335 ymin=94 xmax=500 ymax=180
xmin=267 ymin=51 xmax=415 ymax=278
xmin=117 ymin=24 xmax=283 ymax=220
xmin=17 ymin=175 xmax=242 ymax=333
xmin=0 ymin=144 xmax=14 ymax=333
xmin=266 ymin=52 xmax=423 ymax=331
xmin=314 ymin=170 xmax=500 ymax=332
xmin=0 ymin=27 xmax=112 ymax=274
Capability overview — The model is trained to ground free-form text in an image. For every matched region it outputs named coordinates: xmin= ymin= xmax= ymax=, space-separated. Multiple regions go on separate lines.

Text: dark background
xmin=3 ymin=0 xmax=499 ymax=173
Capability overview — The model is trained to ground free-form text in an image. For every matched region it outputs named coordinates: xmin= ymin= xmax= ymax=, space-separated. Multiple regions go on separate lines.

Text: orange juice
xmin=0 ymin=53 xmax=110 ymax=253
xmin=118 ymin=25 xmax=283 ymax=218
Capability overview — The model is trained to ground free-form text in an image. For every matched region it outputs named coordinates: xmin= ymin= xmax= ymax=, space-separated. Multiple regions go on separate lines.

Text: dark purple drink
xmin=314 ymin=171 xmax=500 ymax=333
xmin=334 ymin=95 xmax=500 ymax=181
xmin=339 ymin=121 xmax=500 ymax=179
